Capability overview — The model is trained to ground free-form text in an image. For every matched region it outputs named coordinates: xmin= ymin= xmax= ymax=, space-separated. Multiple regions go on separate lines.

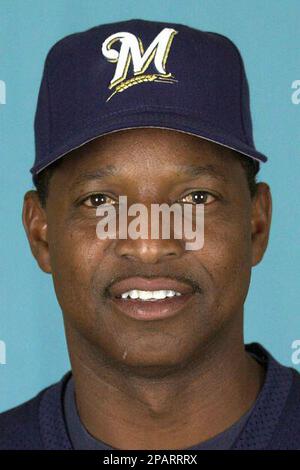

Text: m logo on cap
xmin=102 ymin=27 xmax=178 ymax=101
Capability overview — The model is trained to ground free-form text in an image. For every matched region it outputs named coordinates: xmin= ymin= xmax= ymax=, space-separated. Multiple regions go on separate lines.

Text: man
xmin=1 ymin=18 xmax=299 ymax=450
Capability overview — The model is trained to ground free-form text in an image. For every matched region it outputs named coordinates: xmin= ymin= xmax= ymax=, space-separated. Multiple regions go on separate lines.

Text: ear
xmin=22 ymin=190 xmax=52 ymax=273
xmin=251 ymin=182 xmax=272 ymax=266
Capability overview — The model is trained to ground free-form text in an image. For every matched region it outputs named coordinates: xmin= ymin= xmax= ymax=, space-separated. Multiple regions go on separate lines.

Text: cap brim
xmin=31 ymin=110 xmax=267 ymax=176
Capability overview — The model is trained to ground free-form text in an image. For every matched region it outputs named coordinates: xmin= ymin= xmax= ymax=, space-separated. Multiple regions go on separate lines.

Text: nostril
xmin=115 ymin=239 xmax=184 ymax=263
xmin=121 ymin=253 xmax=136 ymax=261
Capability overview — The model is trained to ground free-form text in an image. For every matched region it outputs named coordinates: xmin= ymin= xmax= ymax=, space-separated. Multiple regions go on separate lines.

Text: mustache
xmin=101 ymin=272 xmax=202 ymax=298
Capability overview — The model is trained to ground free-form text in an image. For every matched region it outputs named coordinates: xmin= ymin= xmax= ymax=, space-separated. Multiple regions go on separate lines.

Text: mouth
xmin=108 ymin=277 xmax=195 ymax=321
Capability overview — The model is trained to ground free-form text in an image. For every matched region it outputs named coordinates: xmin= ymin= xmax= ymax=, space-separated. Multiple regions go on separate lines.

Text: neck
xmin=65 ymin=316 xmax=265 ymax=450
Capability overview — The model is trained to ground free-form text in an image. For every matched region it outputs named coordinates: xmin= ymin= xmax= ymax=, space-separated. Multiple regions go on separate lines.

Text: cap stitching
xmin=45 ymin=59 xmax=53 ymax=156
xmin=205 ymin=32 xmax=251 ymax=147
xmin=236 ymin=47 xmax=251 ymax=147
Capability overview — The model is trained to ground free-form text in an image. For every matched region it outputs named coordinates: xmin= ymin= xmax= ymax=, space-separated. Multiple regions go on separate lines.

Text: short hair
xmin=33 ymin=150 xmax=260 ymax=207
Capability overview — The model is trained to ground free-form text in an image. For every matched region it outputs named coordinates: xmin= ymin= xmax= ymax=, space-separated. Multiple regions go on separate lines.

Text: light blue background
xmin=0 ymin=0 xmax=299 ymax=412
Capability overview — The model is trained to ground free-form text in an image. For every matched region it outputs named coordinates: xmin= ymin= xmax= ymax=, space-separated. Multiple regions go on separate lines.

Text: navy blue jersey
xmin=0 ymin=343 xmax=300 ymax=450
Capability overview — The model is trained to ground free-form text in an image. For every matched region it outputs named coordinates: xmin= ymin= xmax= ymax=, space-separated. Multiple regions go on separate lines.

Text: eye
xmin=180 ymin=191 xmax=216 ymax=205
xmin=82 ymin=193 xmax=117 ymax=208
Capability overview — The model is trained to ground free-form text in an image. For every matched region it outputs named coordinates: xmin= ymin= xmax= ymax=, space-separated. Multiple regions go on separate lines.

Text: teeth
xmin=120 ymin=290 xmax=182 ymax=301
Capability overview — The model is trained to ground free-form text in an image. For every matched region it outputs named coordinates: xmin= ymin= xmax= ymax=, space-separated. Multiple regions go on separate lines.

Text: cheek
xmin=47 ymin=219 xmax=109 ymax=328
xmin=196 ymin=210 xmax=252 ymax=319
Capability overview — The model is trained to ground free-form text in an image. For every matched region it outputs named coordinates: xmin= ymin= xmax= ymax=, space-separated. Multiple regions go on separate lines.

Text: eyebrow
xmin=175 ymin=164 xmax=228 ymax=182
xmin=71 ymin=166 xmax=118 ymax=188
xmin=70 ymin=162 xmax=227 ymax=189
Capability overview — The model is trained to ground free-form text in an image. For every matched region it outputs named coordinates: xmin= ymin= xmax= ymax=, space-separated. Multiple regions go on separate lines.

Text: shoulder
xmin=257 ymin=343 xmax=300 ymax=449
xmin=0 ymin=373 xmax=70 ymax=450
xmin=272 ymin=367 xmax=300 ymax=449
xmin=245 ymin=342 xmax=300 ymax=449
xmin=0 ymin=389 xmax=46 ymax=449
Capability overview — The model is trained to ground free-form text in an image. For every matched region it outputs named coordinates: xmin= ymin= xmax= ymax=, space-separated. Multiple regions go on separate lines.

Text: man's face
xmin=23 ymin=128 xmax=271 ymax=371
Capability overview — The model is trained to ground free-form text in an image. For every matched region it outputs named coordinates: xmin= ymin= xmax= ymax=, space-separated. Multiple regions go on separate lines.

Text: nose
xmin=114 ymin=238 xmax=185 ymax=264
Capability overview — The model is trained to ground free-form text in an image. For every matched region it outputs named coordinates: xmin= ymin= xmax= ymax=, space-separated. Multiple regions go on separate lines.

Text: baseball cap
xmin=31 ymin=18 xmax=267 ymax=179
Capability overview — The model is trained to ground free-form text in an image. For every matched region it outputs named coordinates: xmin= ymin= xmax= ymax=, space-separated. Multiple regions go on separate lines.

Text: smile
xmin=118 ymin=289 xmax=182 ymax=301
xmin=109 ymin=277 xmax=195 ymax=321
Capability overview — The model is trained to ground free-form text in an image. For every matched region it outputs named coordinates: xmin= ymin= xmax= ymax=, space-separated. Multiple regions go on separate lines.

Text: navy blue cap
xmin=31 ymin=18 xmax=267 ymax=178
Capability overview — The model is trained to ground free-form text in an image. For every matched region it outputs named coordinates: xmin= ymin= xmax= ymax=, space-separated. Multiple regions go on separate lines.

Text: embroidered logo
xmin=102 ymin=27 xmax=178 ymax=101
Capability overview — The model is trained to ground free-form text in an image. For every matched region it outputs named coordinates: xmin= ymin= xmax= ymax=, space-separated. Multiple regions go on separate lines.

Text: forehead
xmin=56 ymin=127 xmax=238 ymax=175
